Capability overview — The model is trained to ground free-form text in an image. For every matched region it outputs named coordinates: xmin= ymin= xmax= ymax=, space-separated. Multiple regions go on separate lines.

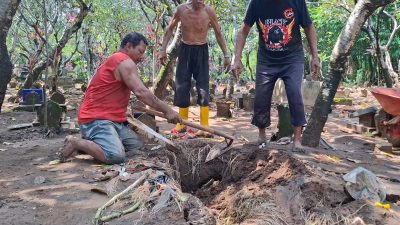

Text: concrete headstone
xmin=38 ymin=100 xmax=62 ymax=130
xmin=50 ymin=91 xmax=65 ymax=104
xmin=272 ymin=79 xmax=322 ymax=107
xmin=26 ymin=91 xmax=40 ymax=105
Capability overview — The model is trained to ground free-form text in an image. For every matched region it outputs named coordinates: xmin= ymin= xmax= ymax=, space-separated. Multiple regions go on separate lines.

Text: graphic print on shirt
xmin=258 ymin=8 xmax=296 ymax=52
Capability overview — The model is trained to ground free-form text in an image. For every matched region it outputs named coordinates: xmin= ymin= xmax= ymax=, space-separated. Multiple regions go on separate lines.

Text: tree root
xmin=100 ymin=201 xmax=141 ymax=223
xmin=93 ymin=173 xmax=148 ymax=225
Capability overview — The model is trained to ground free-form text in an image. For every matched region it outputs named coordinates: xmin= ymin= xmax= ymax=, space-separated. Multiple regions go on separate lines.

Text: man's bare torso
xmin=179 ymin=3 xmax=211 ymax=45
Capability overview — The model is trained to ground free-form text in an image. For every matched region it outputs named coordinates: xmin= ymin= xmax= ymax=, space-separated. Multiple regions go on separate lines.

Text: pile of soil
xmin=1 ymin=110 xmax=399 ymax=225
xmin=173 ymin=143 xmax=399 ymax=225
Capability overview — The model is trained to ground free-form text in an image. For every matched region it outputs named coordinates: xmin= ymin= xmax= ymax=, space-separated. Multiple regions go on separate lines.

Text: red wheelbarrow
xmin=370 ymin=88 xmax=400 ymax=116
xmin=370 ymin=88 xmax=400 ymax=146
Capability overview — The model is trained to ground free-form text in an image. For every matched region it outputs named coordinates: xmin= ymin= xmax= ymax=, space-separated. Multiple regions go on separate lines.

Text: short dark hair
xmin=120 ymin=32 xmax=148 ymax=49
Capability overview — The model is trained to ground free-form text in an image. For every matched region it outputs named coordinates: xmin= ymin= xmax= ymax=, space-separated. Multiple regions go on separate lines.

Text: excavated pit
xmin=159 ymin=140 xmax=398 ymax=225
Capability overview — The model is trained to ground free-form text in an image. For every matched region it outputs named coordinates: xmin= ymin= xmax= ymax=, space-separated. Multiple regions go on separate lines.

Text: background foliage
xmin=6 ymin=0 xmax=400 ymax=86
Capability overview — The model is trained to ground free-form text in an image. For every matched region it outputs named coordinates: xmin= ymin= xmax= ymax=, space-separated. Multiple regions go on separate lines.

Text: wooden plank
xmin=339 ymin=127 xmax=354 ymax=134
xmin=7 ymin=123 xmax=33 ymax=130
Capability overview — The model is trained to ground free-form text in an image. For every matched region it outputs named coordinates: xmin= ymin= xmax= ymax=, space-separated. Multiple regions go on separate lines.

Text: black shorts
xmin=174 ymin=43 xmax=209 ymax=108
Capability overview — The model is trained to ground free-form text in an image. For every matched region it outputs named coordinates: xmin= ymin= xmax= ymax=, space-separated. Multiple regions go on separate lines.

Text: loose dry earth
xmin=0 ymin=86 xmax=399 ymax=225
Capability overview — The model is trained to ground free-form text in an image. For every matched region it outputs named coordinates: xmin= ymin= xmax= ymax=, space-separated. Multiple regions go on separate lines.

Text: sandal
xmin=258 ymin=139 xmax=268 ymax=149
xmin=170 ymin=127 xmax=187 ymax=134
xmin=55 ymin=151 xmax=66 ymax=163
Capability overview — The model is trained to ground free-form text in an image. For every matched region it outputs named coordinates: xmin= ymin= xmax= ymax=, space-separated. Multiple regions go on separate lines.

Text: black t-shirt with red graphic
xmin=244 ymin=0 xmax=312 ymax=65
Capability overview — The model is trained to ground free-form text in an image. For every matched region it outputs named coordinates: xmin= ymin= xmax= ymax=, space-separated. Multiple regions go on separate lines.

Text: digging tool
xmin=131 ymin=105 xmax=235 ymax=162
xmin=126 ymin=114 xmax=181 ymax=154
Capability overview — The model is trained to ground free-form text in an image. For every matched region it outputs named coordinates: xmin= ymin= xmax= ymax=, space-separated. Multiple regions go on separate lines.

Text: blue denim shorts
xmin=80 ymin=120 xmax=143 ymax=164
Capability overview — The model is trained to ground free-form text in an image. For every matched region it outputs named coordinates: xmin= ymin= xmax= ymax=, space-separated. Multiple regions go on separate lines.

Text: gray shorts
xmin=252 ymin=62 xmax=307 ymax=128
xmin=80 ymin=120 xmax=143 ymax=164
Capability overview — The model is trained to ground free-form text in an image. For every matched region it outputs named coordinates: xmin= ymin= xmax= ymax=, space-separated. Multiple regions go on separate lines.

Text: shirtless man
xmin=159 ymin=0 xmax=229 ymax=137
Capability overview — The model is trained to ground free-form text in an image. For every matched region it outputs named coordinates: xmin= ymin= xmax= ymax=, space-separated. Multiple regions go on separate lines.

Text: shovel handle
xmin=132 ymin=106 xmax=235 ymax=141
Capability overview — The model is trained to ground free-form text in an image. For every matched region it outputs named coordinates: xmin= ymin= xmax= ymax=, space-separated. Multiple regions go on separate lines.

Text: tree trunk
xmin=383 ymin=48 xmax=399 ymax=85
xmin=376 ymin=43 xmax=394 ymax=87
xmin=225 ymin=0 xmax=238 ymax=99
xmin=362 ymin=7 xmax=400 ymax=87
xmin=154 ymin=25 xmax=182 ymax=99
xmin=245 ymin=51 xmax=254 ymax=81
xmin=398 ymin=59 xmax=400 ymax=75
xmin=302 ymin=0 xmax=396 ymax=147
xmin=22 ymin=0 xmax=89 ymax=89
xmin=83 ymin=26 xmax=95 ymax=83
xmin=0 ymin=0 xmax=21 ymax=112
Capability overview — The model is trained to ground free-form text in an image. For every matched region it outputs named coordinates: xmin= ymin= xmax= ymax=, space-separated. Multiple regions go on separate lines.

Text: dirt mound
xmin=192 ymin=147 xmax=311 ymax=224
xmin=174 ymin=141 xmax=309 ymax=192
xmin=90 ymin=153 xmax=216 ymax=225
xmin=1 ymin=110 xmax=398 ymax=225
xmin=231 ymin=149 xmax=310 ymax=187
xmin=177 ymin=144 xmax=400 ymax=225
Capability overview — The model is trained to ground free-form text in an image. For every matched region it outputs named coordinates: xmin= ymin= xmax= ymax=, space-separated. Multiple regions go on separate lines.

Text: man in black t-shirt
xmin=232 ymin=0 xmax=320 ymax=151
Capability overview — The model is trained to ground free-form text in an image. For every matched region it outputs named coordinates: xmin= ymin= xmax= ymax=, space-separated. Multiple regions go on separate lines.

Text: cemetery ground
xmin=0 ymin=84 xmax=399 ymax=225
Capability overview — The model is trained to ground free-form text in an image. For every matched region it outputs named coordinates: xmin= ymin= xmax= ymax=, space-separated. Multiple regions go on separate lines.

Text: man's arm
xmin=207 ymin=6 xmax=230 ymax=70
xmin=117 ymin=59 xmax=180 ymax=123
xmin=159 ymin=7 xmax=181 ymax=62
xmin=303 ymin=24 xmax=320 ymax=78
xmin=207 ymin=6 xmax=228 ymax=56
xmin=232 ymin=23 xmax=251 ymax=78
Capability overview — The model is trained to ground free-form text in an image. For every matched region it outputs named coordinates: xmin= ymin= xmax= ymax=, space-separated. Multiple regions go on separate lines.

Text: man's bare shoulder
xmin=117 ymin=58 xmax=136 ymax=73
xmin=204 ymin=4 xmax=217 ymax=17
xmin=176 ymin=3 xmax=190 ymax=14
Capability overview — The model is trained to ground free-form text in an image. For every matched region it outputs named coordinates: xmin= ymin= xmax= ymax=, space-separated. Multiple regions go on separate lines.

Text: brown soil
xmin=1 ymin=85 xmax=400 ymax=225
xmin=192 ymin=146 xmax=399 ymax=225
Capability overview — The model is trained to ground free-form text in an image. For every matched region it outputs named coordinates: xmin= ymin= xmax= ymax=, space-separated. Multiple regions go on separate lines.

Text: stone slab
xmin=272 ymin=79 xmax=322 ymax=107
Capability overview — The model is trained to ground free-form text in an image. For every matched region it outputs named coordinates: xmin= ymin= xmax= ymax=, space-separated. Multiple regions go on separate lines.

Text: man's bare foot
xmin=292 ymin=141 xmax=306 ymax=153
xmin=61 ymin=135 xmax=77 ymax=161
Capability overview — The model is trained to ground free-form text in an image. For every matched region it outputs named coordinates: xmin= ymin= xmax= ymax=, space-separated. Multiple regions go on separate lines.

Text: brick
xmin=346 ymin=123 xmax=376 ymax=134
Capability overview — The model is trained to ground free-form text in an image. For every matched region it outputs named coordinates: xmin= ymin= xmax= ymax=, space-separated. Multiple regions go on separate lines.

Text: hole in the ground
xmin=163 ymin=140 xmax=363 ymax=224
xmin=386 ymin=194 xmax=400 ymax=203
xmin=331 ymin=195 xmax=355 ymax=208
xmin=172 ymin=139 xmax=228 ymax=192
xmin=183 ymin=208 xmax=189 ymax=221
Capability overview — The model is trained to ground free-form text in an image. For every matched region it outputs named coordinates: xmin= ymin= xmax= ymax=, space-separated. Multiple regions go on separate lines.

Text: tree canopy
xmin=4 ymin=0 xmax=399 ymax=88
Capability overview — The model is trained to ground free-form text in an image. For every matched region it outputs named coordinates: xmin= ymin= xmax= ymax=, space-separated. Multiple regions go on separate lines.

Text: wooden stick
xmin=132 ymin=106 xmax=235 ymax=140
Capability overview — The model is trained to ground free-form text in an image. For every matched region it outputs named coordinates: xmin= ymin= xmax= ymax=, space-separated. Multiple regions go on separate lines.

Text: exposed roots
xmin=232 ymin=196 xmax=289 ymax=225
xmin=300 ymin=200 xmax=369 ymax=225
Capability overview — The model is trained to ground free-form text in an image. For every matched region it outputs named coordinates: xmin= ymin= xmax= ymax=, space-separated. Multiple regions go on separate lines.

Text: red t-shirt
xmin=78 ymin=52 xmax=131 ymax=124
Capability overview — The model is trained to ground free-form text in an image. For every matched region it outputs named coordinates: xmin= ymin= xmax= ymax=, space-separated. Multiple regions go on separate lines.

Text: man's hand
xmin=223 ymin=56 xmax=230 ymax=72
xmin=164 ymin=109 xmax=181 ymax=124
xmin=158 ymin=51 xmax=167 ymax=65
xmin=231 ymin=59 xmax=244 ymax=80
xmin=310 ymin=56 xmax=321 ymax=80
